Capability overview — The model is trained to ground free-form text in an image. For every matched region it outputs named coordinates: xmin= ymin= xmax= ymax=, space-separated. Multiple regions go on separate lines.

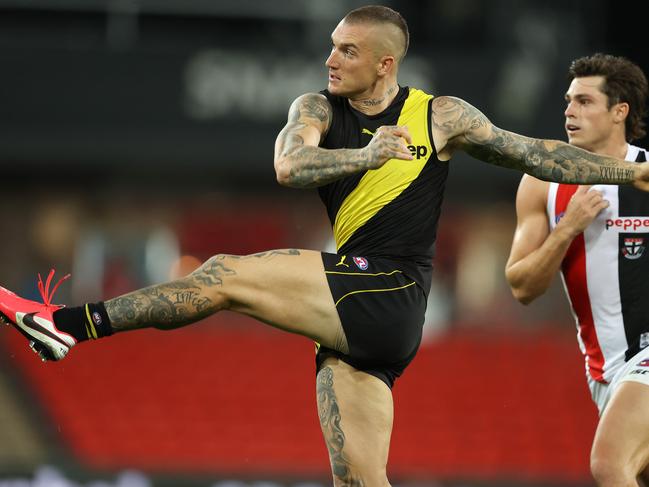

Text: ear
xmin=613 ymin=102 xmax=629 ymax=123
xmin=377 ymin=55 xmax=395 ymax=76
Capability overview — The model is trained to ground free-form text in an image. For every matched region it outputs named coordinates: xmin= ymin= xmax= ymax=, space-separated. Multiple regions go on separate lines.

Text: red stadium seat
xmin=1 ymin=322 xmax=597 ymax=483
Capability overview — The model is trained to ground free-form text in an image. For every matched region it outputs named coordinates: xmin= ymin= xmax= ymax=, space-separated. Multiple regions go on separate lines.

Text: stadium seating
xmin=1 ymin=320 xmax=597 ymax=483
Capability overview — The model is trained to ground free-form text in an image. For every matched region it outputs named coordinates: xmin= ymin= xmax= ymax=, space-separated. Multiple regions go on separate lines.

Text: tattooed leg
xmin=316 ymin=359 xmax=393 ymax=487
xmin=105 ymin=255 xmax=235 ymax=331
xmin=317 ymin=366 xmax=365 ymax=486
xmin=104 ymin=249 xmax=346 ymax=352
xmin=106 ymin=252 xmax=303 ymax=331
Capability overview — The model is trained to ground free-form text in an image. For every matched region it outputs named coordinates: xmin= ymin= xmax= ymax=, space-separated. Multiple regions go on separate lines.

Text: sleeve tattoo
xmin=275 ymin=93 xmax=372 ymax=188
xmin=433 ymin=96 xmax=636 ymax=184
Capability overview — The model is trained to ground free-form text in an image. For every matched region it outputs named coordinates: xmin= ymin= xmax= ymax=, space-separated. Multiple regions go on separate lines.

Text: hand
xmin=559 ymin=185 xmax=609 ymax=236
xmin=363 ymin=125 xmax=414 ymax=169
xmin=633 ymin=162 xmax=649 ymax=191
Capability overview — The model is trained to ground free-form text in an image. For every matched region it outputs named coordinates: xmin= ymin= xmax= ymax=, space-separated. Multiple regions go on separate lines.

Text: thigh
xmin=205 ymin=249 xmax=345 ymax=351
xmin=316 ymin=357 xmax=393 ymax=486
xmin=592 ymin=380 xmax=649 ymax=476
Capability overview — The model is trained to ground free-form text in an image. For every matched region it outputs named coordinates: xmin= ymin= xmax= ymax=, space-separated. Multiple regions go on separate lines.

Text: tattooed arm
xmin=274 ymin=93 xmax=413 ymax=188
xmin=430 ymin=96 xmax=649 ymax=188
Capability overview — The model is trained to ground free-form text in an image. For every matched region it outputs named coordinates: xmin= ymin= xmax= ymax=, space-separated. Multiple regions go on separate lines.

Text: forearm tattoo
xmin=276 ymin=94 xmax=370 ymax=188
xmin=317 ymin=367 xmax=365 ymax=486
xmin=433 ymin=96 xmax=637 ymax=184
xmin=285 ymin=145 xmax=372 ymax=188
xmin=105 ymin=250 xmax=302 ymax=331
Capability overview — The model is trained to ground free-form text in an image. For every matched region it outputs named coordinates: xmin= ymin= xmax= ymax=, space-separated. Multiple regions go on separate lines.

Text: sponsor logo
xmin=353 ymin=256 xmax=369 ymax=270
xmin=360 ymin=127 xmax=427 ymax=159
xmin=335 ymin=255 xmax=349 ymax=268
xmin=637 ymin=358 xmax=649 ymax=367
xmin=408 ymin=145 xmax=428 ymax=159
xmin=606 ymin=217 xmax=649 ymax=231
xmin=622 ymin=237 xmax=645 ymax=260
xmin=630 ymin=369 xmax=649 ymax=375
xmin=92 ymin=311 xmax=103 ymax=326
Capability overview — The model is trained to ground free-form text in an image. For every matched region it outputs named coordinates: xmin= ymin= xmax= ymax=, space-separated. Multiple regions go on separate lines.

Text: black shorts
xmin=316 ymin=252 xmax=427 ymax=388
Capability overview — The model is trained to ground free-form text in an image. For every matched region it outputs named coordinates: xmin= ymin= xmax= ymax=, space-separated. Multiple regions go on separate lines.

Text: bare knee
xmin=591 ymin=455 xmax=636 ymax=487
xmin=192 ymin=254 xmax=238 ymax=283
xmin=149 ymin=255 xmax=234 ymax=332
xmin=185 ymin=254 xmax=239 ymax=306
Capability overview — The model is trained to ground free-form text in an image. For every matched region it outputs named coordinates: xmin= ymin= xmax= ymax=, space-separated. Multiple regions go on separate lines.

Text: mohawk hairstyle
xmin=343 ymin=5 xmax=409 ymax=61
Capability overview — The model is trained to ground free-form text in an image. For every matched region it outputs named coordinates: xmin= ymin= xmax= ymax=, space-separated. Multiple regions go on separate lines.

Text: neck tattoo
xmin=359 ymin=85 xmax=398 ymax=107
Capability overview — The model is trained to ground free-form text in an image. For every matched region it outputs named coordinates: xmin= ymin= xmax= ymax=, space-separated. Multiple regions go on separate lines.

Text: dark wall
xmin=1 ymin=0 xmax=646 ymax=199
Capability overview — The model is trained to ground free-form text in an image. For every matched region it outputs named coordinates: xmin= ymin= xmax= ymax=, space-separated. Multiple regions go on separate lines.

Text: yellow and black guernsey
xmin=315 ymin=86 xmax=449 ymax=388
xmin=318 ymin=86 xmax=448 ymax=294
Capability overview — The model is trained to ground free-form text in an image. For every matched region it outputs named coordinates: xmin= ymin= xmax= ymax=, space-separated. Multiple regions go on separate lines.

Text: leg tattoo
xmin=192 ymin=257 xmax=237 ymax=286
xmin=106 ymin=280 xmax=218 ymax=331
xmin=317 ymin=366 xmax=365 ymax=486
xmin=104 ymin=250 xmax=302 ymax=332
xmin=105 ymin=255 xmax=237 ymax=331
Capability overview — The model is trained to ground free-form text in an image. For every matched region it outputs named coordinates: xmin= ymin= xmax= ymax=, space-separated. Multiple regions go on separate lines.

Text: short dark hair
xmin=569 ymin=53 xmax=648 ymax=142
xmin=343 ymin=5 xmax=409 ymax=61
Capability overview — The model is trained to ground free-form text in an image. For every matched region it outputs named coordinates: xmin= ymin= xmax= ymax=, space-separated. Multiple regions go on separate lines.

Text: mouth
xmin=328 ymin=72 xmax=341 ymax=82
xmin=566 ymin=124 xmax=580 ymax=135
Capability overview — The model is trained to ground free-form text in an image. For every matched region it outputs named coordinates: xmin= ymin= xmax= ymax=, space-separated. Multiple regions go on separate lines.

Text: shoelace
xmin=37 ymin=269 xmax=71 ymax=307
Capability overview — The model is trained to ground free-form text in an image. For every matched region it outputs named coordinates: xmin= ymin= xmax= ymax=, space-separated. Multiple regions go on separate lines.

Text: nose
xmin=564 ymin=100 xmax=576 ymax=118
xmin=325 ymin=49 xmax=339 ymax=69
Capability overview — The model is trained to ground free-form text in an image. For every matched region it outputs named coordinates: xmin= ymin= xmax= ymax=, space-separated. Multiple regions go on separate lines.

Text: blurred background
xmin=0 ymin=0 xmax=647 ymax=485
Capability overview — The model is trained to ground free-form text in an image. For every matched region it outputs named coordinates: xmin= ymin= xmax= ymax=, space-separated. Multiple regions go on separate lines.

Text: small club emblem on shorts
xmin=622 ymin=237 xmax=645 ymax=260
xmin=92 ymin=312 xmax=103 ymax=326
xmin=353 ymin=256 xmax=368 ymax=270
xmin=637 ymin=358 xmax=649 ymax=367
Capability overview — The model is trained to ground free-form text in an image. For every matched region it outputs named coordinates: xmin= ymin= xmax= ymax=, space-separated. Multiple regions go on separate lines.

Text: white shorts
xmin=588 ymin=345 xmax=649 ymax=415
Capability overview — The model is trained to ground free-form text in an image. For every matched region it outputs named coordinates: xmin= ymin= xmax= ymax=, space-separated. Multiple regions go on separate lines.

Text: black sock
xmin=53 ymin=302 xmax=113 ymax=343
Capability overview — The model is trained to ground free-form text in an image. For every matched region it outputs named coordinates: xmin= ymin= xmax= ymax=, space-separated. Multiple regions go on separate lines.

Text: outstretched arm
xmin=274 ymin=93 xmax=413 ymax=188
xmin=430 ymin=96 xmax=649 ymax=188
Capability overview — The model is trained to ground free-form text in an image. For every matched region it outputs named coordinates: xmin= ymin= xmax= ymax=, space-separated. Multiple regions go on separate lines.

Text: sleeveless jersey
xmin=318 ymin=86 xmax=449 ymax=293
xmin=547 ymin=144 xmax=649 ymax=383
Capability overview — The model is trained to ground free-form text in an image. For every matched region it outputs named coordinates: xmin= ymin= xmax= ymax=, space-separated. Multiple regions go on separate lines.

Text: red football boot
xmin=0 ymin=270 xmax=75 ymax=361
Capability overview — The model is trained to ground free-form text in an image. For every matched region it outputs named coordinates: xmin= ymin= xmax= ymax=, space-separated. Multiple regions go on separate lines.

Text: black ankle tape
xmin=54 ymin=302 xmax=113 ymax=342
xmin=83 ymin=302 xmax=113 ymax=339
